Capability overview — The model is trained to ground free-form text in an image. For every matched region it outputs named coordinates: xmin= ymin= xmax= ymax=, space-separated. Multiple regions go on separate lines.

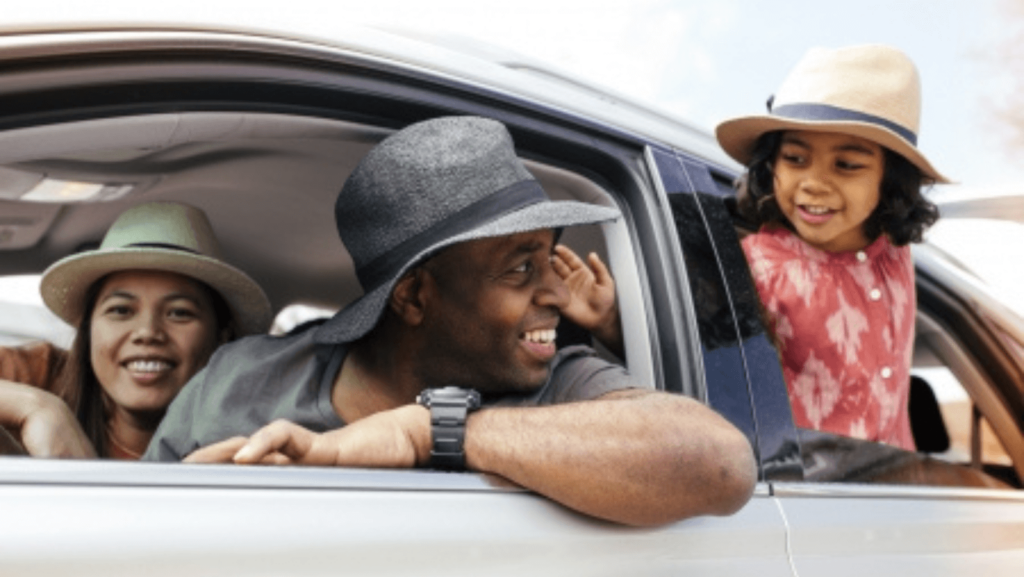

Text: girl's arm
xmin=551 ymin=244 xmax=623 ymax=358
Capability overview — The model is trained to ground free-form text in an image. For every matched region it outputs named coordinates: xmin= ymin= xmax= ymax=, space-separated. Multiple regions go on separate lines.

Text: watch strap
xmin=418 ymin=387 xmax=480 ymax=471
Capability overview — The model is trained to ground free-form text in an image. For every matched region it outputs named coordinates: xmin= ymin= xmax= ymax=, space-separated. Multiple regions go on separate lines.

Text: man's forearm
xmin=463 ymin=390 xmax=757 ymax=526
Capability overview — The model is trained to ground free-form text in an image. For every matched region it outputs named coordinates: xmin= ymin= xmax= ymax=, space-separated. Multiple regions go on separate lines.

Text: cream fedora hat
xmin=716 ymin=44 xmax=949 ymax=184
xmin=41 ymin=202 xmax=272 ymax=336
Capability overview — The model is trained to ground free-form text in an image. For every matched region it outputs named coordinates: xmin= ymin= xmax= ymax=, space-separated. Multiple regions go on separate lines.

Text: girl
xmin=0 ymin=202 xmax=271 ymax=458
xmin=716 ymin=45 xmax=947 ymax=449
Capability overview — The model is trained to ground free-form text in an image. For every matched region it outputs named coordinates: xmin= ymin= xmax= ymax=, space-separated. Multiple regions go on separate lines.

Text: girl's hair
xmin=736 ymin=130 xmax=939 ymax=246
xmin=55 ymin=274 xmax=233 ymax=457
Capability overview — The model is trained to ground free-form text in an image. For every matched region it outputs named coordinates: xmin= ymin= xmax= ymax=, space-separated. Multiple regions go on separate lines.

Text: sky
xmin=2 ymin=0 xmax=1023 ymax=313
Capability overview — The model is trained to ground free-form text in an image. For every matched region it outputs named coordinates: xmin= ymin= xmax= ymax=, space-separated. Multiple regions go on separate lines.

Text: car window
xmin=724 ymin=195 xmax=1023 ymax=489
xmin=912 ymin=365 xmax=1012 ymax=469
xmin=0 ymin=274 xmax=74 ymax=348
xmin=270 ymin=303 xmax=335 ymax=336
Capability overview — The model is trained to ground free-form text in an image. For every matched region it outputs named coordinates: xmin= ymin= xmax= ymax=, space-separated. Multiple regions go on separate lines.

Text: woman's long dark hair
xmin=736 ymin=130 xmax=939 ymax=246
xmin=55 ymin=275 xmax=232 ymax=457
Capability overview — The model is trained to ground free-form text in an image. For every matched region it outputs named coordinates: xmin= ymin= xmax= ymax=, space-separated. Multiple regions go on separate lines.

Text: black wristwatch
xmin=416 ymin=386 xmax=482 ymax=471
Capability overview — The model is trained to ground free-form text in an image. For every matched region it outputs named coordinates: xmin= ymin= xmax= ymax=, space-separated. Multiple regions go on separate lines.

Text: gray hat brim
xmin=313 ymin=200 xmax=620 ymax=345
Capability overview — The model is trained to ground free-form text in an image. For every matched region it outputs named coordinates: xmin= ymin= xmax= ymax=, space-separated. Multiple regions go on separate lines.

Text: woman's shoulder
xmin=0 ymin=341 xmax=68 ymax=391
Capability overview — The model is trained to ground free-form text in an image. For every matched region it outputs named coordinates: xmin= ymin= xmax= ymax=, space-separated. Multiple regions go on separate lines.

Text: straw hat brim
xmin=313 ymin=199 xmax=620 ymax=345
xmin=716 ymin=115 xmax=951 ymax=184
xmin=40 ymin=247 xmax=272 ymax=336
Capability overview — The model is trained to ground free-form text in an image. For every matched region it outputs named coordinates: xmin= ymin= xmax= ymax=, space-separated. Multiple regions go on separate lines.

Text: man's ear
xmin=388 ymin=268 xmax=431 ymax=327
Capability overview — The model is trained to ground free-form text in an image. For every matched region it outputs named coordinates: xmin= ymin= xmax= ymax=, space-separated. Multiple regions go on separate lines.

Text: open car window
xmin=0 ymin=109 xmax=663 ymax=464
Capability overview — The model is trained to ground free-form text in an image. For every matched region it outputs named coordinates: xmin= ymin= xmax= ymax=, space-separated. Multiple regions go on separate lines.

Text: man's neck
xmin=330 ymin=339 xmax=421 ymax=423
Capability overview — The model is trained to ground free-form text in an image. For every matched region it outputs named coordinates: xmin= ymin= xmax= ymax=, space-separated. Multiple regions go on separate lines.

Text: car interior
xmin=0 ymin=111 xmax=657 ymax=428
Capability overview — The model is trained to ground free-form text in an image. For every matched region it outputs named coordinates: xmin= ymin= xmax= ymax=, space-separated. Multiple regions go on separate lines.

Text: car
xmin=0 ymin=24 xmax=1022 ymax=576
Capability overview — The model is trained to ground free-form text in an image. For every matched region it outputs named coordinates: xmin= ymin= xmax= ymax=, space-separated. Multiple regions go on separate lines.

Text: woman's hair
xmin=55 ymin=274 xmax=233 ymax=458
xmin=736 ymin=130 xmax=939 ymax=246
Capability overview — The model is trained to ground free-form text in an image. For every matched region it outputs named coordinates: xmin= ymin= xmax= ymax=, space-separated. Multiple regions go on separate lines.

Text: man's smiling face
xmin=415 ymin=229 xmax=570 ymax=395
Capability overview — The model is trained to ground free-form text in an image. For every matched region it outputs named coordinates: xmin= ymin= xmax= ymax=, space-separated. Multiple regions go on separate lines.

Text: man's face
xmin=416 ymin=229 xmax=570 ymax=395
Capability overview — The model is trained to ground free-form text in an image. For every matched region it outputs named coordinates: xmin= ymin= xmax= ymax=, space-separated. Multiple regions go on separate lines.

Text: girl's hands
xmin=551 ymin=245 xmax=623 ymax=357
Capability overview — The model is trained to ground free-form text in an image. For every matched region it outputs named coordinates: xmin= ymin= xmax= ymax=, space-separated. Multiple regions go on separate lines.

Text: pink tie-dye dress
xmin=742 ymin=226 xmax=916 ymax=450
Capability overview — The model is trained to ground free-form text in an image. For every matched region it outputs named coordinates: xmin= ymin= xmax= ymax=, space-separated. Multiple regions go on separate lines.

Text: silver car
xmin=0 ymin=25 xmax=1022 ymax=575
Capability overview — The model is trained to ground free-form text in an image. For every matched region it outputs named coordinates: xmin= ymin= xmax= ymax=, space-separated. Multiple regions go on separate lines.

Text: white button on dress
xmin=869 ymin=288 xmax=882 ymax=301
xmin=856 ymin=251 xmax=867 ymax=262
xmin=881 ymin=367 xmax=893 ymax=378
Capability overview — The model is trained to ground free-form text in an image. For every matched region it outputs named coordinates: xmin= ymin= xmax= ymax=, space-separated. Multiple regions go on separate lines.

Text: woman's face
xmin=89 ymin=270 xmax=223 ymax=415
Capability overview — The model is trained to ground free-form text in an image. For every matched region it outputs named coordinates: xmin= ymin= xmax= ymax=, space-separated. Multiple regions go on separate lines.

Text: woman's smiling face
xmin=89 ymin=270 xmax=223 ymax=417
xmin=772 ymin=130 xmax=885 ymax=252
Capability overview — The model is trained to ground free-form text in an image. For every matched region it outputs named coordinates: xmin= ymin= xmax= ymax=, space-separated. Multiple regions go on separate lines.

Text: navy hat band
xmin=356 ymin=179 xmax=547 ymax=291
xmin=773 ymin=103 xmax=918 ymax=146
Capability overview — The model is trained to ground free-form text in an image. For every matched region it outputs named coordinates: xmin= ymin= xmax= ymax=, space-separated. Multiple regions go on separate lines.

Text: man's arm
xmin=464 ymin=389 xmax=756 ymax=526
xmin=187 ymin=389 xmax=757 ymax=527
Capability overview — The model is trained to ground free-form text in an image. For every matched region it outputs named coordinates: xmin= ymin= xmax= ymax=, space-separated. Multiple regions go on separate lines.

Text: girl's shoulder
xmin=741 ymin=226 xmax=815 ymax=264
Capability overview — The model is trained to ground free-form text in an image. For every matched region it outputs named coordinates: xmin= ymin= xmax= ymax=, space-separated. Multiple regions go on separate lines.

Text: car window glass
xmin=270 ymin=303 xmax=336 ymax=335
xmin=0 ymin=274 xmax=74 ymax=348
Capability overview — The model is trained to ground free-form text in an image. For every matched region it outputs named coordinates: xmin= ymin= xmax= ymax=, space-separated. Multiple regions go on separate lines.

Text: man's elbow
xmin=704 ymin=425 xmax=758 ymax=516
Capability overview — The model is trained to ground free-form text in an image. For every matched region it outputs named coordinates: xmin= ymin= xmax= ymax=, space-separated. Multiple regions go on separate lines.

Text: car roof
xmin=0 ymin=23 xmax=736 ymax=170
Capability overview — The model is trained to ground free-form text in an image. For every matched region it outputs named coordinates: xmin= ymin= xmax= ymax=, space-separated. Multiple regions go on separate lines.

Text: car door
xmin=0 ymin=26 xmax=791 ymax=576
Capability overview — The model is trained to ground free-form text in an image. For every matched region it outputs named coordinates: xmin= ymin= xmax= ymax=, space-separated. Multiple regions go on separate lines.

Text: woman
xmin=0 ymin=201 xmax=271 ymax=459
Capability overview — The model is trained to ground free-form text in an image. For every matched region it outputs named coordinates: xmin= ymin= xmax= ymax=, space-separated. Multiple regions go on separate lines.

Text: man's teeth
xmin=803 ymin=205 xmax=831 ymax=215
xmin=523 ymin=329 xmax=556 ymax=344
xmin=127 ymin=360 xmax=172 ymax=373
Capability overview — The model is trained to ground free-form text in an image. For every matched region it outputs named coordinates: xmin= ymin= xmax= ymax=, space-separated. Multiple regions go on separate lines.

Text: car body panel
xmin=0 ymin=460 xmax=791 ymax=576
xmin=775 ymin=483 xmax=1024 ymax=577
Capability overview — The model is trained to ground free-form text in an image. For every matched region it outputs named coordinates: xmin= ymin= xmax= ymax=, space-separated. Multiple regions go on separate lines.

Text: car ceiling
xmin=0 ymin=112 xmax=617 ymax=316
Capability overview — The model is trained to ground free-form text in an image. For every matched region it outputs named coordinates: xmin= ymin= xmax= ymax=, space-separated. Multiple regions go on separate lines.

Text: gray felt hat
xmin=314 ymin=116 xmax=621 ymax=345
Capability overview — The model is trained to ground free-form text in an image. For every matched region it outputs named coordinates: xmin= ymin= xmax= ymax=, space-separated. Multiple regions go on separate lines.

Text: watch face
xmin=418 ymin=386 xmax=481 ymax=409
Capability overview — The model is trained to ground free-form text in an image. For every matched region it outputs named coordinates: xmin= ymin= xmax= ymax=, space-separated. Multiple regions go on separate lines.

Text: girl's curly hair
xmin=735 ymin=131 xmax=939 ymax=246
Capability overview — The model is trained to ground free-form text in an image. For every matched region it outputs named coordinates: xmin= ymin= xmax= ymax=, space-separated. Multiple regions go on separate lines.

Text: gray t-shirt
xmin=143 ymin=325 xmax=635 ymax=462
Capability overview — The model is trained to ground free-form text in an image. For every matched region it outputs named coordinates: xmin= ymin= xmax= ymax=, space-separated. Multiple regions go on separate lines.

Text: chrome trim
xmin=0 ymin=458 xmax=524 ymax=493
xmin=772 ymin=481 xmax=1024 ymax=502
xmin=753 ymin=482 xmax=771 ymax=497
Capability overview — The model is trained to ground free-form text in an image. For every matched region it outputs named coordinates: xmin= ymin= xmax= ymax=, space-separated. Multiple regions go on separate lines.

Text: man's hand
xmin=185 ymin=404 xmax=431 ymax=467
xmin=0 ymin=380 xmax=96 ymax=459
xmin=551 ymin=245 xmax=623 ymax=356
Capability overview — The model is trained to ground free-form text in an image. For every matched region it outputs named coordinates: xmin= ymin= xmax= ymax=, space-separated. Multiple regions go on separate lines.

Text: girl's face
xmin=90 ymin=270 xmax=223 ymax=417
xmin=773 ymin=130 xmax=885 ymax=252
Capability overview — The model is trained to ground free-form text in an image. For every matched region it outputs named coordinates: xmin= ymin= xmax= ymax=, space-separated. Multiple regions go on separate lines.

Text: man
xmin=144 ymin=116 xmax=756 ymax=527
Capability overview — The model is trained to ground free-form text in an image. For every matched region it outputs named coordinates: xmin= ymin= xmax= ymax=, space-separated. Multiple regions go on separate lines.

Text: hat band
xmin=773 ymin=103 xmax=917 ymax=145
xmin=125 ymin=242 xmax=202 ymax=255
xmin=357 ymin=179 xmax=547 ymax=291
